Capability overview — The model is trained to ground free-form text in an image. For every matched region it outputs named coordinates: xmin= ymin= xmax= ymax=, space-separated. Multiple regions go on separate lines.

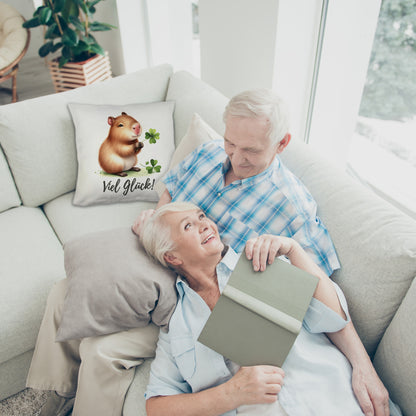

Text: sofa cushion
xmin=68 ymin=101 xmax=175 ymax=206
xmin=0 ymin=206 xmax=65 ymax=364
xmin=166 ymin=71 xmax=228 ymax=146
xmin=43 ymin=192 xmax=155 ymax=244
xmin=56 ymin=228 xmax=177 ymax=341
xmin=0 ymin=64 xmax=173 ymax=207
xmin=123 ymin=358 xmax=153 ymax=416
xmin=0 ymin=145 xmax=20 ymax=213
xmin=155 ymin=113 xmax=222 ymax=196
xmin=280 ymin=141 xmax=416 ymax=356
xmin=373 ymin=277 xmax=416 ymax=416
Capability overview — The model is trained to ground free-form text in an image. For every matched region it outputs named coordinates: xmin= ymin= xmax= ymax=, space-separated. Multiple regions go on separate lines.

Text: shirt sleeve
xmin=162 ymin=143 xmax=206 ymax=199
xmin=303 ymin=282 xmax=351 ymax=334
xmin=145 ymin=330 xmax=192 ymax=400
xmin=290 ymin=216 xmax=340 ymax=277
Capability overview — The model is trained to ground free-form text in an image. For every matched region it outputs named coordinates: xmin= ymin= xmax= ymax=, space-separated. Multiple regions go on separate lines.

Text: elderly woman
xmin=140 ymin=202 xmax=400 ymax=416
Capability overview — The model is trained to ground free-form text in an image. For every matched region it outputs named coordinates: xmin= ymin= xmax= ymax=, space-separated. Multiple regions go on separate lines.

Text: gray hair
xmin=223 ymin=89 xmax=290 ymax=145
xmin=139 ymin=201 xmax=200 ymax=267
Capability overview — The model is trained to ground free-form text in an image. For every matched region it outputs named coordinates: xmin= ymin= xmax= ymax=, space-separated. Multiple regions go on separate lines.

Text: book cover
xmin=198 ymin=255 xmax=319 ymax=367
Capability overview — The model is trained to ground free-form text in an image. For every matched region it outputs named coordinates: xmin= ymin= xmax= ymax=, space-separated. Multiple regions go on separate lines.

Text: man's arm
xmin=132 ymin=189 xmax=172 ymax=236
xmin=327 ymin=323 xmax=390 ymax=416
xmin=245 ymin=235 xmax=345 ymax=318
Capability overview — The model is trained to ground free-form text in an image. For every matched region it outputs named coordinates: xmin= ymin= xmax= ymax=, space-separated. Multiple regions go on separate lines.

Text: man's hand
xmin=352 ymin=364 xmax=390 ymax=416
xmin=225 ymin=365 xmax=284 ymax=408
xmin=131 ymin=209 xmax=156 ymax=236
xmin=245 ymin=235 xmax=296 ymax=272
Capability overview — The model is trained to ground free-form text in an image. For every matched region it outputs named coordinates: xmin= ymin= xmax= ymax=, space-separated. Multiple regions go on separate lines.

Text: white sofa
xmin=0 ymin=64 xmax=415 ymax=416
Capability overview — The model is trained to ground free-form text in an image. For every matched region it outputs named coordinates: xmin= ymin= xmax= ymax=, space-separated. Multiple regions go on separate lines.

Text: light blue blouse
xmin=145 ymin=248 xmax=399 ymax=415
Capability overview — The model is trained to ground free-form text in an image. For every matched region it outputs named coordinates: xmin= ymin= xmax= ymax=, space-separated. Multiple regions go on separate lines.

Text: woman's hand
xmin=132 ymin=209 xmax=156 ymax=236
xmin=225 ymin=365 xmax=284 ymax=407
xmin=245 ymin=235 xmax=297 ymax=272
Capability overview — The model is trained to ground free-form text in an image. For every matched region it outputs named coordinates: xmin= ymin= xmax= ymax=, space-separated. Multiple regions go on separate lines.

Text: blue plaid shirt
xmin=163 ymin=140 xmax=340 ymax=275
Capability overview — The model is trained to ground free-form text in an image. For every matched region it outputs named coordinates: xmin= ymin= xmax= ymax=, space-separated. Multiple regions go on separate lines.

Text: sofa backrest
xmin=0 ymin=64 xmax=173 ymax=207
xmin=281 ymin=141 xmax=416 ymax=355
xmin=280 ymin=140 xmax=416 ymax=414
xmin=166 ymin=70 xmax=229 ymax=145
xmin=0 ymin=144 xmax=21 ymax=212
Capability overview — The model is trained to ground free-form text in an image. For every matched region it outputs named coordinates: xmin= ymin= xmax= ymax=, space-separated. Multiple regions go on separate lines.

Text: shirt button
xmin=217 ymin=192 xmax=222 ymax=197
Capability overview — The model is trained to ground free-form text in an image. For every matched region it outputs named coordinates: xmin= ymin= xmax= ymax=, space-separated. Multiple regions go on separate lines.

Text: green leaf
xmin=51 ymin=42 xmax=63 ymax=53
xmin=38 ymin=41 xmax=53 ymax=57
xmin=62 ymin=28 xmax=79 ymax=46
xmin=154 ymin=166 xmax=161 ymax=172
xmin=23 ymin=17 xmax=41 ymax=28
xmin=44 ymin=23 xmax=59 ymax=39
xmin=89 ymin=43 xmax=105 ymax=56
xmin=151 ymin=159 xmax=158 ymax=166
xmin=89 ymin=22 xmax=115 ymax=31
xmin=39 ymin=7 xmax=52 ymax=24
xmin=69 ymin=16 xmax=85 ymax=32
xmin=146 ymin=167 xmax=153 ymax=174
xmin=53 ymin=0 xmax=65 ymax=14
xmin=62 ymin=0 xmax=79 ymax=21
xmin=58 ymin=55 xmax=69 ymax=67
xmin=61 ymin=45 xmax=72 ymax=59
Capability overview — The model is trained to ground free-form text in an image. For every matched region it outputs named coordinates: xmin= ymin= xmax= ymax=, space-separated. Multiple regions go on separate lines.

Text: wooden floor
xmin=0 ymin=56 xmax=56 ymax=106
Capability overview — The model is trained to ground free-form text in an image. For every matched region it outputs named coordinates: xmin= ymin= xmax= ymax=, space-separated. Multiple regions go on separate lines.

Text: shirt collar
xmin=175 ymin=246 xmax=239 ymax=295
xmin=221 ymin=156 xmax=279 ymax=187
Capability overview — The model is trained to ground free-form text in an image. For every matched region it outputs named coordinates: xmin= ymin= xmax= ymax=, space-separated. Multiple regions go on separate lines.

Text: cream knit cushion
xmin=0 ymin=3 xmax=27 ymax=69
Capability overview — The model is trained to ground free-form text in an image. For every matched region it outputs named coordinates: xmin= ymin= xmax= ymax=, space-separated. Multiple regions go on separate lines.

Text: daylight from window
xmin=348 ymin=0 xmax=416 ymax=218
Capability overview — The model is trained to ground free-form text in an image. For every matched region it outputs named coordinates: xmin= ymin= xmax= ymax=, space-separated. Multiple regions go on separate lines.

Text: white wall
xmin=111 ymin=0 xmax=149 ymax=75
xmin=147 ymin=0 xmax=194 ymax=72
xmin=198 ymin=0 xmax=323 ymax=144
xmin=199 ymin=0 xmax=280 ymax=98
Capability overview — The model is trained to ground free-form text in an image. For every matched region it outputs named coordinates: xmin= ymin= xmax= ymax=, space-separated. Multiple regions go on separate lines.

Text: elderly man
xmin=133 ymin=89 xmax=389 ymax=415
xmin=134 ymin=89 xmax=338 ymax=276
xmin=28 ymin=90 xmax=388 ymax=416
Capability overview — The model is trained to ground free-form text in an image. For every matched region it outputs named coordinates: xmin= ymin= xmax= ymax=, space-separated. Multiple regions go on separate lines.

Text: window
xmin=347 ymin=0 xmax=416 ymax=218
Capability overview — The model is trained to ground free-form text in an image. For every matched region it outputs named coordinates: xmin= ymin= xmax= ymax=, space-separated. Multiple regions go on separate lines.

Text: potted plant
xmin=23 ymin=0 xmax=115 ymax=92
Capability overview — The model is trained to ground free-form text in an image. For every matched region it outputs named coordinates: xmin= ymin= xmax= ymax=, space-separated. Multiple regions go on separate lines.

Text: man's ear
xmin=164 ymin=252 xmax=183 ymax=266
xmin=276 ymin=133 xmax=291 ymax=154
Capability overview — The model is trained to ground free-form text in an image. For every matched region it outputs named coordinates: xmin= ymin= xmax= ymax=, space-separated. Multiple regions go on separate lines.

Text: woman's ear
xmin=164 ymin=252 xmax=183 ymax=266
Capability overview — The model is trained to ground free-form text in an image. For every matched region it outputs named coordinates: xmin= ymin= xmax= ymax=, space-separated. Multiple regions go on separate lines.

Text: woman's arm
xmin=147 ymin=365 xmax=284 ymax=416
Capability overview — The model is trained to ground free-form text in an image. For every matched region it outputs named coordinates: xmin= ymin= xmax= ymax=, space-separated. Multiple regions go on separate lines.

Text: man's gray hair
xmin=223 ymin=89 xmax=290 ymax=145
xmin=140 ymin=201 xmax=200 ymax=267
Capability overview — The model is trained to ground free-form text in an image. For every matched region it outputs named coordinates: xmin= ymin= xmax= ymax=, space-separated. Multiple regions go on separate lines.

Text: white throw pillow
xmin=155 ymin=113 xmax=223 ymax=196
xmin=69 ymin=101 xmax=175 ymax=206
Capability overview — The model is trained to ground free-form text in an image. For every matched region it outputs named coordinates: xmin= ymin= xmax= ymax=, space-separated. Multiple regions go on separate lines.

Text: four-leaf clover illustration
xmin=145 ymin=128 xmax=160 ymax=143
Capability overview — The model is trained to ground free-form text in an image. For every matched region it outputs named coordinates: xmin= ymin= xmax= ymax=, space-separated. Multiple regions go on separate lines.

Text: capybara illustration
xmin=98 ymin=112 xmax=144 ymax=177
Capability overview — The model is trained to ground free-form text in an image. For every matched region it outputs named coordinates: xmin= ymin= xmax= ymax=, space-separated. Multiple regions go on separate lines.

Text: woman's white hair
xmin=223 ymin=89 xmax=290 ymax=145
xmin=139 ymin=201 xmax=200 ymax=267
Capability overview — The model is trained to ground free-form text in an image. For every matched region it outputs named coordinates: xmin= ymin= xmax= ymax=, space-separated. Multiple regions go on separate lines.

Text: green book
xmin=198 ymin=255 xmax=319 ymax=367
